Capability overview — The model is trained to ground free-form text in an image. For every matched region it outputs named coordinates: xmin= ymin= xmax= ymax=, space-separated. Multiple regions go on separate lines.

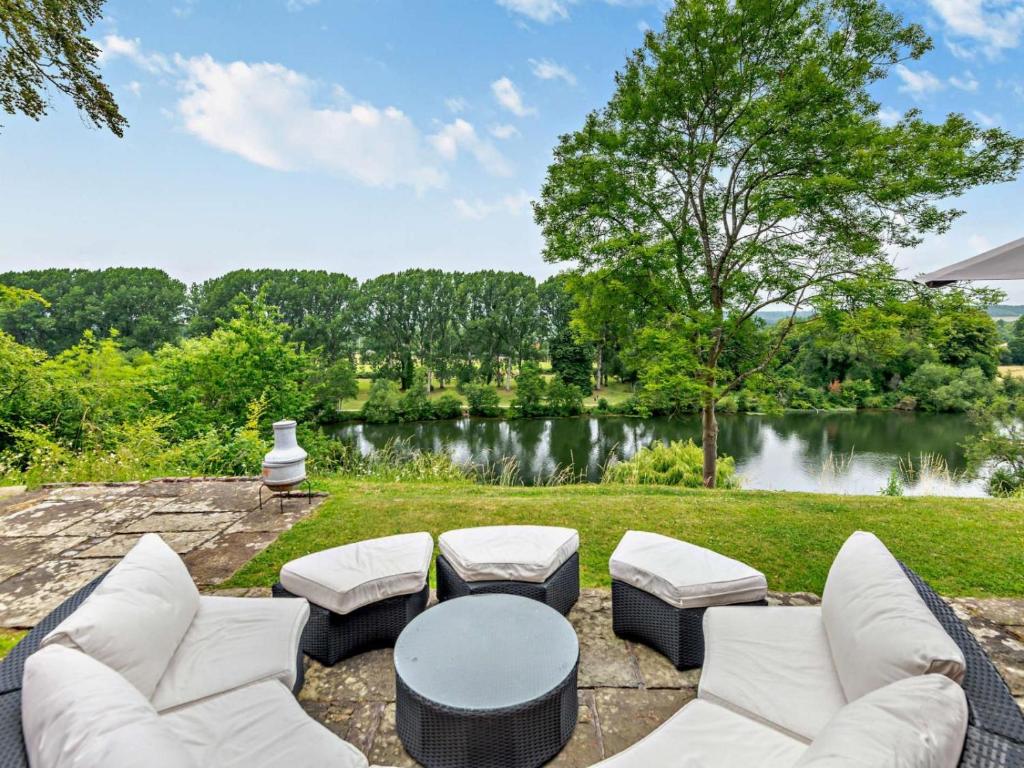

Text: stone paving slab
xmin=0 ymin=479 xmax=324 ymax=628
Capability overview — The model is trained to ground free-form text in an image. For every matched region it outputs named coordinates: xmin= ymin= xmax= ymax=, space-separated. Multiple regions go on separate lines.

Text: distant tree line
xmin=0 ymin=267 xmax=610 ymax=392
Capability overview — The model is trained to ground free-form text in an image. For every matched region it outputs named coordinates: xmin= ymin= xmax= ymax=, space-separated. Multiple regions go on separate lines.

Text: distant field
xmin=999 ymin=366 xmax=1024 ymax=379
xmin=340 ymin=377 xmax=636 ymax=413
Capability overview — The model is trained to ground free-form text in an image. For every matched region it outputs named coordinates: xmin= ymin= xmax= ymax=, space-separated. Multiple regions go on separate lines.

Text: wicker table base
xmin=395 ymin=594 xmax=579 ymax=768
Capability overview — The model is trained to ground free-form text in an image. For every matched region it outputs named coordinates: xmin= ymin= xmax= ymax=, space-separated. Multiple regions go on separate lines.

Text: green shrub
xmin=602 ymin=439 xmax=738 ymax=488
xmin=547 ymin=375 xmax=584 ymax=417
xmin=432 ymin=393 xmax=464 ymax=420
xmin=399 ymin=385 xmax=433 ymax=422
xmin=463 ymin=383 xmax=501 ymax=417
xmin=511 ymin=361 xmax=547 ymax=417
xmin=903 ymin=364 xmax=995 ymax=412
xmin=361 ymin=379 xmax=403 ymax=423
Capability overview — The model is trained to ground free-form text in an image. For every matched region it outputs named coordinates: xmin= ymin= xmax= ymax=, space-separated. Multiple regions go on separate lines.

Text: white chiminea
xmin=262 ymin=419 xmax=307 ymax=491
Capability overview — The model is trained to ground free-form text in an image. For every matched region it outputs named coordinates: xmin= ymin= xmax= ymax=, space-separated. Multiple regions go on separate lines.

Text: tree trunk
xmin=702 ymin=399 xmax=718 ymax=488
xmin=596 ymin=346 xmax=604 ymax=390
xmin=504 ymin=360 xmax=512 ymax=391
xmin=426 ymin=369 xmax=433 ymax=394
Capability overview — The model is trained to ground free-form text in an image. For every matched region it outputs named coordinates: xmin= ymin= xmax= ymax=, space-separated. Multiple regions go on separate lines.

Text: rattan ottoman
xmin=395 ymin=594 xmax=579 ymax=768
xmin=273 ymin=532 xmax=433 ymax=665
xmin=436 ymin=525 xmax=580 ymax=615
xmin=610 ymin=531 xmax=768 ymax=669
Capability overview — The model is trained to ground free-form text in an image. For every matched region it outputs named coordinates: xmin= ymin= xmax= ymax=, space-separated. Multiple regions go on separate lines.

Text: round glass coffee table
xmin=394 ymin=593 xmax=579 ymax=768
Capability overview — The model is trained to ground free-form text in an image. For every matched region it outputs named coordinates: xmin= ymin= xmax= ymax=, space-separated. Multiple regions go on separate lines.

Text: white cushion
xmin=161 ymin=679 xmax=368 ymax=768
xmin=22 ymin=645 xmax=197 ymax=768
xmin=151 ymin=595 xmax=309 ymax=712
xmin=594 ymin=699 xmax=807 ymax=767
xmin=609 ymin=531 xmax=767 ymax=609
xmin=794 ymin=675 xmax=968 ymax=767
xmin=41 ymin=533 xmax=200 ymax=698
xmin=280 ymin=532 xmax=433 ymax=615
xmin=439 ymin=525 xmax=579 ymax=583
xmin=822 ymin=532 xmax=966 ymax=702
xmin=699 ymin=606 xmax=847 ymax=742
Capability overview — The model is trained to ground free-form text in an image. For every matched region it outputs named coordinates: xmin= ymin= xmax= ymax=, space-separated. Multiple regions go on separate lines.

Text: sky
xmin=1 ymin=0 xmax=1023 ymax=298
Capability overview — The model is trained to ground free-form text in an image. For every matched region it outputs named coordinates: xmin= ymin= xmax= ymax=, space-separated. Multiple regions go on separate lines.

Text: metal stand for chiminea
xmin=259 ymin=480 xmax=313 ymax=513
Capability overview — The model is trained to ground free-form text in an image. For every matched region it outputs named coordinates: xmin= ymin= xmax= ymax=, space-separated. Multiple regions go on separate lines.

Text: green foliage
xmin=188 ymin=270 xmax=359 ymax=361
xmin=398 ymin=382 xmax=433 ymax=423
xmin=903 ymin=364 xmax=995 ymax=412
xmin=463 ymin=383 xmax=502 ymax=417
xmin=0 ymin=0 xmax=126 ymax=135
xmin=511 ymin=362 xmax=547 ymax=417
xmin=431 ymin=394 xmax=464 ymax=420
xmin=880 ymin=470 xmax=904 ymax=497
xmin=548 ymin=328 xmax=592 ymax=393
xmin=152 ymin=297 xmax=311 ymax=438
xmin=0 ymin=268 xmax=186 ymax=354
xmin=308 ymin=359 xmax=359 ymax=423
xmin=546 ymin=375 xmax=584 ymax=417
xmin=603 ymin=440 xmax=738 ymax=488
xmin=965 ymin=396 xmax=1024 ymax=497
xmin=361 ymin=379 xmax=403 ymax=424
xmin=1007 ymin=317 xmax=1024 ymax=365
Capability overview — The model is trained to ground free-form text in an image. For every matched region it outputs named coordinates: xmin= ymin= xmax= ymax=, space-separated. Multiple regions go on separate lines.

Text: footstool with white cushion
xmin=436 ymin=525 xmax=580 ymax=615
xmin=610 ymin=531 xmax=768 ymax=669
xmin=273 ymin=532 xmax=433 ymax=665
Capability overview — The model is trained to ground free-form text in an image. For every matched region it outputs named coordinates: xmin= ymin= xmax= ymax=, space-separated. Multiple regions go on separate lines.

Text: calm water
xmin=333 ymin=411 xmax=986 ymax=496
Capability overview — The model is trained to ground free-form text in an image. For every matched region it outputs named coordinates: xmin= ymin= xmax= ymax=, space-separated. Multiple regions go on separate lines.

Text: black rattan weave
xmin=611 ymin=579 xmax=767 ymax=669
xmin=273 ymin=583 xmax=429 ymax=666
xmin=396 ymin=658 xmax=578 ymax=768
xmin=435 ymin=552 xmax=580 ymax=616
xmin=901 ymin=563 xmax=1024 ymax=768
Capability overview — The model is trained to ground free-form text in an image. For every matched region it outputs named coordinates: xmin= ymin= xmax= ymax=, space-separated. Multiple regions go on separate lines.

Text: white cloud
xmin=98 ymin=35 xmax=172 ymax=74
xmin=286 ymin=0 xmax=320 ymax=10
xmin=927 ymin=0 xmax=1024 ymax=57
xmin=496 ymin=0 xmax=569 ymax=23
xmin=176 ymin=55 xmax=446 ymax=191
xmin=172 ymin=0 xmax=198 ymax=18
xmin=529 ymin=58 xmax=577 ymax=86
xmin=453 ymin=190 xmax=532 ymax=219
xmin=491 ymin=77 xmax=536 ymax=117
xmin=429 ymin=119 xmax=513 ymax=177
xmin=949 ymin=70 xmax=979 ymax=91
xmin=895 ymin=64 xmax=944 ymax=97
xmin=445 ymin=96 xmax=468 ymax=114
xmin=946 ymin=39 xmax=977 ymax=59
xmin=877 ymin=107 xmax=902 ymax=125
xmin=971 ymin=109 xmax=1000 ymax=126
xmin=127 ymin=81 xmax=143 ymax=97
xmin=637 ymin=20 xmax=651 ymax=32
xmin=490 ymin=123 xmax=520 ymax=139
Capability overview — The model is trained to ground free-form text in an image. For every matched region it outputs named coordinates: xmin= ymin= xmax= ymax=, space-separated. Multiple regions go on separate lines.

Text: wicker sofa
xmin=591 ymin=532 xmax=1024 ymax=768
xmin=0 ymin=534 xmax=368 ymax=768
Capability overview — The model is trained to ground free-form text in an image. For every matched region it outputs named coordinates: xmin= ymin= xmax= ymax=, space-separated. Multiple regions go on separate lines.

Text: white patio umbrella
xmin=917 ymin=235 xmax=1024 ymax=287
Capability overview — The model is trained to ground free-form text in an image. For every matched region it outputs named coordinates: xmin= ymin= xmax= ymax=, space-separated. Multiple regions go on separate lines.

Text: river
xmin=332 ymin=411 xmax=986 ymax=495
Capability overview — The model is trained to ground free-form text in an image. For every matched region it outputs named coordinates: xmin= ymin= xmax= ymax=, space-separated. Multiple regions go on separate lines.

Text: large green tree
xmin=535 ymin=0 xmax=1023 ymax=485
xmin=1 ymin=0 xmax=126 ymax=135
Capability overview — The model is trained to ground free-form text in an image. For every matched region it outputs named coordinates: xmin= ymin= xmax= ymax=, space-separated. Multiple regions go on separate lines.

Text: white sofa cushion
xmin=439 ymin=525 xmax=578 ymax=583
xmin=594 ymin=699 xmax=807 ymax=767
xmin=821 ymin=532 xmax=966 ymax=702
xmin=609 ymin=531 xmax=767 ymax=609
xmin=22 ymin=645 xmax=197 ymax=768
xmin=161 ymin=679 xmax=368 ymax=768
xmin=151 ymin=595 xmax=310 ymax=712
xmin=698 ymin=606 xmax=847 ymax=742
xmin=41 ymin=533 xmax=200 ymax=698
xmin=794 ymin=675 xmax=968 ymax=767
xmin=280 ymin=532 xmax=433 ymax=614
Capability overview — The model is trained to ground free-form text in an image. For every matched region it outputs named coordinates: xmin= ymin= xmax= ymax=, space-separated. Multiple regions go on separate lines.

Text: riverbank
xmin=226 ymin=479 xmax=1024 ymax=597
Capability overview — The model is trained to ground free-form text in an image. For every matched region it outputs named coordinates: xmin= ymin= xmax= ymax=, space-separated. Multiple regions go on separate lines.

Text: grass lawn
xmin=0 ymin=629 xmax=26 ymax=658
xmin=999 ymin=365 xmax=1024 ymax=379
xmin=225 ymin=480 xmax=1024 ymax=597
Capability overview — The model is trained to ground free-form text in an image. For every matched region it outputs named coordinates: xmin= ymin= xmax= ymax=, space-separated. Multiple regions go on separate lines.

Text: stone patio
xmin=2 ymin=480 xmax=1022 ymax=764
xmin=0 ymin=478 xmax=324 ymax=628
xmin=213 ymin=586 xmax=1024 ymax=767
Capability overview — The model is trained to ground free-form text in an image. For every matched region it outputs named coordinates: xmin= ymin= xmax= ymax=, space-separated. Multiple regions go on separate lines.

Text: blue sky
xmin=2 ymin=0 xmax=1023 ymax=298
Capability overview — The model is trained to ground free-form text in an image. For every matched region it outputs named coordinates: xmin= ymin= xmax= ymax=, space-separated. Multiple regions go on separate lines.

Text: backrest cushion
xmin=41 ymin=533 xmax=200 ymax=699
xmin=822 ymin=531 xmax=965 ymax=701
xmin=22 ymin=645 xmax=197 ymax=768
xmin=793 ymin=674 xmax=968 ymax=767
